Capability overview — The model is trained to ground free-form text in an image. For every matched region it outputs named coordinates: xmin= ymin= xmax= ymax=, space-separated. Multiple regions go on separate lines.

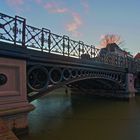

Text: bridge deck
xmin=0 ymin=41 xmax=125 ymax=73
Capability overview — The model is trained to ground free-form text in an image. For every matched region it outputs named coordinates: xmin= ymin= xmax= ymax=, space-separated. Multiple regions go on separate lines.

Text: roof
xmin=106 ymin=43 xmax=119 ymax=48
xmin=135 ymin=53 xmax=140 ymax=59
xmin=106 ymin=43 xmax=122 ymax=51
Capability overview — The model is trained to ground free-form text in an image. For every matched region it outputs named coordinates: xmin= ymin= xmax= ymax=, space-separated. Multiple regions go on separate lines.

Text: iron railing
xmin=0 ymin=12 xmax=140 ymax=72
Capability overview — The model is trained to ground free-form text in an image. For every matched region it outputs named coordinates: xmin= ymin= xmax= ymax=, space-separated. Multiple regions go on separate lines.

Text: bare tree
xmin=100 ymin=34 xmax=123 ymax=47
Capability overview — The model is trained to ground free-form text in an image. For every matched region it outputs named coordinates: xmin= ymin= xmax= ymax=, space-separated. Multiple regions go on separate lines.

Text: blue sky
xmin=0 ymin=0 xmax=140 ymax=55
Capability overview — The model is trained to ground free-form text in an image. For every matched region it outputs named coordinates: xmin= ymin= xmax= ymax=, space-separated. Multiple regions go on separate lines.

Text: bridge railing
xmin=12 ymin=23 xmax=94 ymax=58
xmin=0 ymin=13 xmax=101 ymax=58
xmin=25 ymin=25 xmax=100 ymax=58
xmin=0 ymin=13 xmax=26 ymax=47
xmin=135 ymin=59 xmax=140 ymax=72
xmin=94 ymin=53 xmax=125 ymax=67
xmin=0 ymin=12 xmax=140 ymax=71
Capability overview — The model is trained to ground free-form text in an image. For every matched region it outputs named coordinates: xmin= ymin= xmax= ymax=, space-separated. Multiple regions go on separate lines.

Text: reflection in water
xmin=19 ymin=88 xmax=140 ymax=140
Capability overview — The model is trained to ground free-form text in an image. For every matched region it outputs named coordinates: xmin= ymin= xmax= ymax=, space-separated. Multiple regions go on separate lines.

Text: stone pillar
xmin=125 ymin=73 xmax=136 ymax=97
xmin=0 ymin=57 xmax=35 ymax=133
xmin=0 ymin=119 xmax=19 ymax=140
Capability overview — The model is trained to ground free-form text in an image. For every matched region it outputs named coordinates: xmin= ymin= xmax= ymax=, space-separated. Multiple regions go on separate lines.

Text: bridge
xmin=0 ymin=12 xmax=140 ymax=137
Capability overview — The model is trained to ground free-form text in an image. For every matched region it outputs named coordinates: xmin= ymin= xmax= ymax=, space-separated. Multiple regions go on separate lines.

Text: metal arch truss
xmin=27 ymin=65 xmax=126 ymax=101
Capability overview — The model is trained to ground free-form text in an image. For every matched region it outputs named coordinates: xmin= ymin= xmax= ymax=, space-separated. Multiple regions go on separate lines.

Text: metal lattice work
xmin=0 ymin=13 xmax=101 ymax=59
xmin=0 ymin=12 xmax=140 ymax=71
xmin=0 ymin=13 xmax=25 ymax=46
xmin=25 ymin=25 xmax=42 ymax=50
xmin=49 ymin=33 xmax=64 ymax=54
xmin=0 ymin=12 xmax=99 ymax=58
xmin=27 ymin=65 xmax=126 ymax=101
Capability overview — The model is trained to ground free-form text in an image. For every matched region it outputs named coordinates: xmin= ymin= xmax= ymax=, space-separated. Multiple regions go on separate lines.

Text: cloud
xmin=43 ymin=1 xmax=83 ymax=37
xmin=34 ymin=0 xmax=42 ymax=4
xmin=6 ymin=0 xmax=24 ymax=12
xmin=52 ymin=8 xmax=68 ymax=14
xmin=81 ymin=0 xmax=89 ymax=12
xmin=44 ymin=2 xmax=68 ymax=14
xmin=6 ymin=0 xmax=24 ymax=7
xmin=65 ymin=13 xmax=83 ymax=37
xmin=66 ymin=13 xmax=82 ymax=32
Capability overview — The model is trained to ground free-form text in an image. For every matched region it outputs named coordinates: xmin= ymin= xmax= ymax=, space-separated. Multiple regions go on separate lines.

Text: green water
xmin=19 ymin=88 xmax=140 ymax=140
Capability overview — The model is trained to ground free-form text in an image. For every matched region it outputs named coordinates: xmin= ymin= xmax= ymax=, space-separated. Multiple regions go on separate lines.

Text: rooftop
xmin=135 ymin=53 xmax=140 ymax=59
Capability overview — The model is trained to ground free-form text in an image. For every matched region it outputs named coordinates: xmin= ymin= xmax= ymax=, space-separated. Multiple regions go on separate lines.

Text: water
xmin=19 ymin=88 xmax=140 ymax=140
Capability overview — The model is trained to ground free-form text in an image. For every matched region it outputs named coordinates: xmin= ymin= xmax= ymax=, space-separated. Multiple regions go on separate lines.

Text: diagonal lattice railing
xmin=0 ymin=12 xmax=140 ymax=72
xmin=0 ymin=13 xmax=26 ymax=46
xmin=0 ymin=12 xmax=100 ymax=58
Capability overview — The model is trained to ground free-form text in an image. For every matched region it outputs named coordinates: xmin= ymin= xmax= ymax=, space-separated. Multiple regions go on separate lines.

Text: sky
xmin=0 ymin=0 xmax=140 ymax=55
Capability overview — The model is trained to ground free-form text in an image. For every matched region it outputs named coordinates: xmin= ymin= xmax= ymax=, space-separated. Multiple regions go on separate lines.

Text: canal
xmin=19 ymin=88 xmax=140 ymax=140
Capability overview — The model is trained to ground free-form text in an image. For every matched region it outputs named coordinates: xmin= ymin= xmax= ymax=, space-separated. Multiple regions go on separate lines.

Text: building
xmin=99 ymin=43 xmax=133 ymax=58
xmin=135 ymin=53 xmax=140 ymax=59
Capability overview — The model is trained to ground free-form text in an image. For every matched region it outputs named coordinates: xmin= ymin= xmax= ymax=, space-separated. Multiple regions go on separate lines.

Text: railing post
xmin=82 ymin=41 xmax=84 ymax=54
xmin=41 ymin=28 xmax=44 ymax=52
xmin=62 ymin=36 xmax=65 ymax=56
xmin=15 ymin=15 xmax=26 ymax=48
xmin=93 ymin=46 xmax=96 ymax=58
xmin=90 ymin=45 xmax=94 ymax=58
xmin=78 ymin=41 xmax=81 ymax=58
xmin=14 ymin=16 xmax=17 ymax=45
xmin=22 ymin=18 xmax=26 ymax=48
xmin=67 ymin=37 xmax=70 ymax=57
xmin=79 ymin=41 xmax=84 ymax=58
xmin=63 ymin=35 xmax=69 ymax=57
xmin=42 ymin=28 xmax=51 ymax=52
xmin=48 ymin=30 xmax=51 ymax=53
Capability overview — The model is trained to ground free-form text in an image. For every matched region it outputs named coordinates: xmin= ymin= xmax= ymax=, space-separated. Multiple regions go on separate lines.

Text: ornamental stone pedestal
xmin=0 ymin=57 xmax=35 ymax=137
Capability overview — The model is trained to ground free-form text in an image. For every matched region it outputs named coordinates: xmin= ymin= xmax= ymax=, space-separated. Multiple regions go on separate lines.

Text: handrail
xmin=0 ymin=12 xmax=140 ymax=72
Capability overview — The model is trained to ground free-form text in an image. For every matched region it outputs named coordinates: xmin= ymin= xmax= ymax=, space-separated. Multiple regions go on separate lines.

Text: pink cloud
xmin=73 ymin=31 xmax=82 ymax=37
xmin=52 ymin=8 xmax=68 ymax=13
xmin=6 ymin=0 xmax=24 ymax=7
xmin=43 ymin=2 xmax=83 ymax=37
xmin=44 ymin=2 xmax=68 ymax=14
xmin=81 ymin=0 xmax=89 ymax=12
xmin=6 ymin=0 xmax=24 ymax=13
xmin=65 ymin=13 xmax=83 ymax=37
xmin=34 ymin=0 xmax=42 ymax=4
xmin=44 ymin=2 xmax=54 ymax=9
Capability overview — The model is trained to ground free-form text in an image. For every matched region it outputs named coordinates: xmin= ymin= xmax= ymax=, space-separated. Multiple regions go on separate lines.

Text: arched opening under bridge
xmin=28 ymin=77 xmax=125 ymax=102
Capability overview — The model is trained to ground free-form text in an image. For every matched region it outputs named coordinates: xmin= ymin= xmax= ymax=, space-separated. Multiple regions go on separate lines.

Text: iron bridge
xmin=0 ymin=13 xmax=140 ymax=101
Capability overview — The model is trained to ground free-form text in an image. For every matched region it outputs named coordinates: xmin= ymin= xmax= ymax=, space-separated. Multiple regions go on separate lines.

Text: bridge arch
xmin=49 ymin=67 xmax=63 ymax=84
xmin=64 ymin=77 xmax=125 ymax=93
xmin=27 ymin=65 xmax=126 ymax=101
xmin=62 ymin=68 xmax=72 ymax=80
xmin=27 ymin=65 xmax=49 ymax=92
